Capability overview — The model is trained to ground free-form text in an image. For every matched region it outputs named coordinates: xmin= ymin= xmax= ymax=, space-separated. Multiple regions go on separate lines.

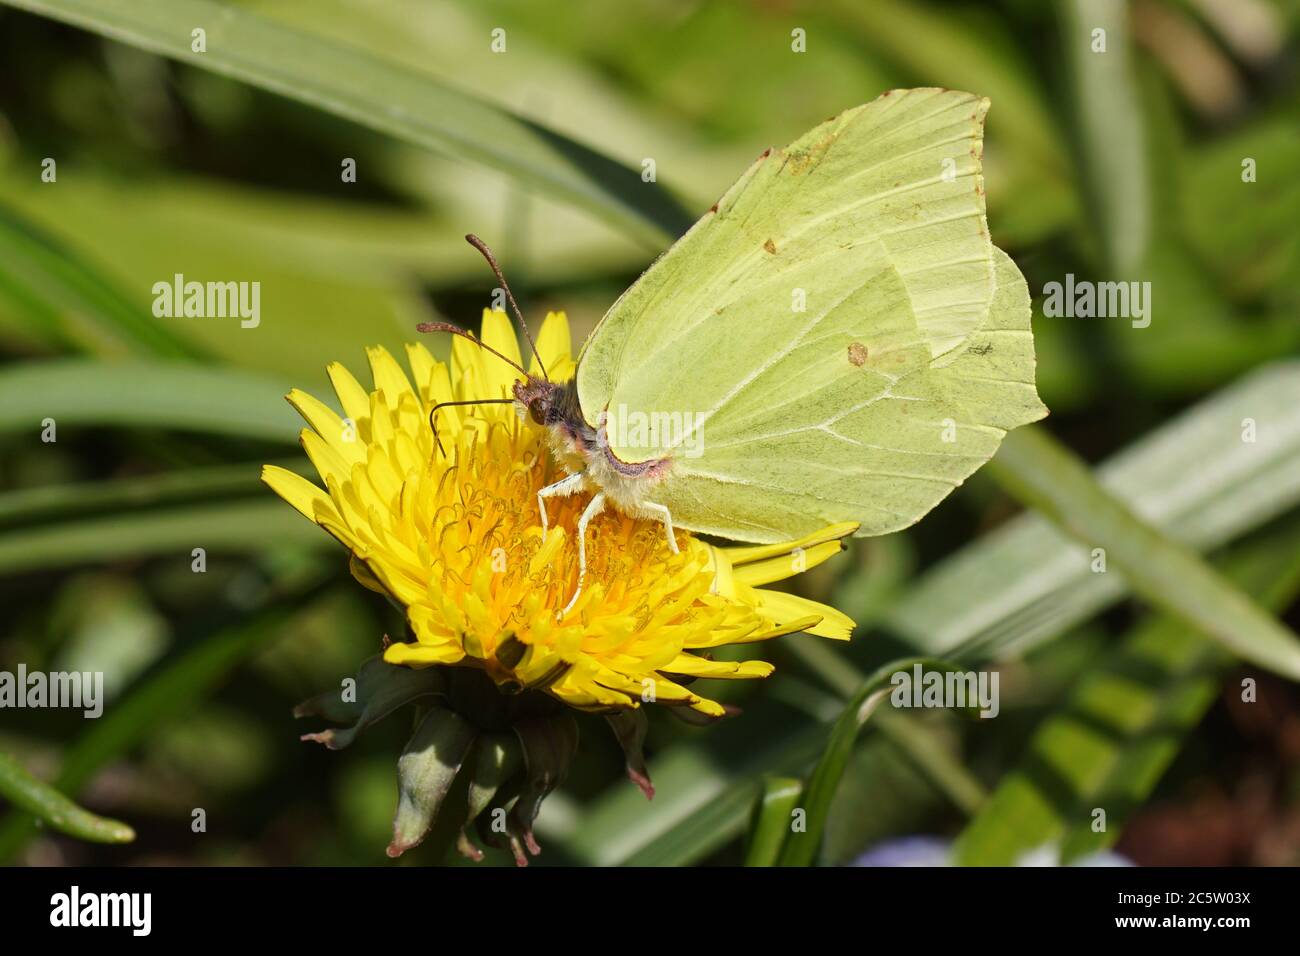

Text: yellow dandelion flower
xmin=262 ymin=309 xmax=856 ymax=719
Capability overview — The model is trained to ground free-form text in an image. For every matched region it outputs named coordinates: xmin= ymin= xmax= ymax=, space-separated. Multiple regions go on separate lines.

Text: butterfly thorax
xmin=514 ymin=375 xmax=674 ymax=510
xmin=514 ymin=376 xmax=593 ymax=468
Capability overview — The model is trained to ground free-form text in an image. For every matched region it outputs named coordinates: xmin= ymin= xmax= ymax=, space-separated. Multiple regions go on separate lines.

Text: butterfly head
xmin=513 ymin=375 xmax=577 ymax=426
xmin=513 ymin=375 xmax=594 ymax=461
xmin=514 ymin=375 xmax=555 ymax=426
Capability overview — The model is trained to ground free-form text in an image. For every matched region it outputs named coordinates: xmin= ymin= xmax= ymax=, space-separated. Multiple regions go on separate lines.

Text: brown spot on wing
xmin=763 ymin=238 xmax=777 ymax=255
xmin=784 ymin=133 xmax=834 ymax=176
xmin=848 ymin=342 xmax=869 ymax=366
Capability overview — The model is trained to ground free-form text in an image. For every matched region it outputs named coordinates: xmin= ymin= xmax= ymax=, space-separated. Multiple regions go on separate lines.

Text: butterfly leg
xmin=536 ymin=471 xmax=586 ymax=542
xmin=640 ymin=501 xmax=679 ymax=554
xmin=560 ymin=491 xmax=607 ymax=618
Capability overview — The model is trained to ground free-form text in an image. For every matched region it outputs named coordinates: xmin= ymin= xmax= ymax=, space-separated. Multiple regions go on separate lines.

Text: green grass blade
xmin=829 ymin=0 xmax=1065 ymax=176
xmin=0 ymin=359 xmax=298 ymax=440
xmin=782 ymin=640 xmax=987 ymax=816
xmin=891 ymin=361 xmax=1300 ymax=661
xmin=0 ymin=0 xmax=693 ymax=247
xmin=871 ymin=710 xmax=986 ymax=817
xmin=953 ymin=517 xmax=1300 ymax=865
xmin=563 ymin=715 xmax=824 ymax=867
xmin=0 ymin=499 xmax=328 ymax=576
xmin=988 ymin=425 xmax=1300 ymax=679
xmin=743 ymin=776 xmax=803 ymax=867
xmin=0 ymin=158 xmax=448 ymax=383
xmin=0 ymin=571 xmax=330 ymax=861
xmin=1063 ymin=0 xmax=1150 ymax=272
xmin=775 ymin=657 xmax=973 ymax=867
xmin=0 ymin=203 xmax=204 ymax=359
xmin=0 ymin=460 xmax=317 ymax=575
xmin=570 ymin=652 xmax=982 ymax=868
xmin=0 ymin=751 xmax=135 ymax=845
xmin=0 ymin=459 xmax=300 ymax=529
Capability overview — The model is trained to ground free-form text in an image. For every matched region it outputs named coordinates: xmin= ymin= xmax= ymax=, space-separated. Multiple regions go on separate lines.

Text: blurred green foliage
xmin=0 ymin=0 xmax=1298 ymax=866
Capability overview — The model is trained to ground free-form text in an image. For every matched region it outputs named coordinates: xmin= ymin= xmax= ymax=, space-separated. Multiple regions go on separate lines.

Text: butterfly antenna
xmin=415 ymin=321 xmax=529 ymax=378
xmin=464 ymin=234 xmax=549 ymax=381
xmin=427 ymin=397 xmax=514 ymax=457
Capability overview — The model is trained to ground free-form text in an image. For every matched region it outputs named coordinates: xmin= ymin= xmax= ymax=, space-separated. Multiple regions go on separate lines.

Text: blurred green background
xmin=1 ymin=0 xmax=1299 ymax=866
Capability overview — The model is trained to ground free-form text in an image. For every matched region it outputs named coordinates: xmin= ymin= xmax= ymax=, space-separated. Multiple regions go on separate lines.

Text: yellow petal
xmin=733 ymin=539 xmax=846 ymax=587
xmin=286 ymin=388 xmax=365 ymax=465
xmin=805 ymin=609 xmax=857 ymax=640
xmin=479 ymin=308 xmax=524 ymax=383
xmin=687 ymin=613 xmax=822 ymax=648
xmin=551 ymin=668 xmax=636 ymax=710
xmin=366 ymin=345 xmax=417 ymax=411
xmin=451 ymin=326 xmax=487 ymax=395
xmin=261 ymin=465 xmax=337 ymax=526
xmin=300 ymin=428 xmax=353 ymax=489
xmin=383 ymin=641 xmax=464 ymax=667
xmin=326 ymin=361 xmax=372 ymax=439
xmin=723 ymin=522 xmax=858 ymax=566
xmin=752 ymin=589 xmax=855 ymax=640
xmin=533 ymin=310 xmax=572 ymax=377
xmin=661 ymin=654 xmax=774 ymax=679
xmin=685 ymin=696 xmax=727 ymax=718
xmin=403 ymin=342 xmax=439 ymax=408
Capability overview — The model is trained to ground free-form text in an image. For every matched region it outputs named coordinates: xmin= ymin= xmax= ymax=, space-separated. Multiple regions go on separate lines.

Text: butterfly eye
xmin=528 ymin=399 xmax=547 ymax=425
